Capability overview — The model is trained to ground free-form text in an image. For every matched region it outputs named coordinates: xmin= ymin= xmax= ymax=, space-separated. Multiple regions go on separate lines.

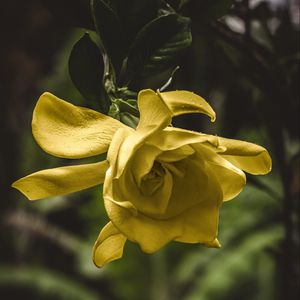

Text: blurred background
xmin=0 ymin=0 xmax=299 ymax=299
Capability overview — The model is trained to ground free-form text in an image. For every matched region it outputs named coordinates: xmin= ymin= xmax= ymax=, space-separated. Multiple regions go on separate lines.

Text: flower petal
xmin=195 ymin=144 xmax=247 ymax=201
xmin=12 ymin=161 xmax=109 ymax=200
xmin=136 ymin=89 xmax=171 ymax=134
xmin=107 ymin=126 xmax=139 ymax=179
xmin=104 ymin=159 xmax=223 ymax=252
xmin=161 ymin=154 xmax=223 ymax=218
xmin=104 ymin=198 xmax=180 ymax=253
xmin=113 ymin=94 xmax=217 ymax=180
xmin=104 ymin=187 xmax=221 ymax=253
xmin=217 ymin=137 xmax=272 ymax=175
xmin=174 ymin=200 xmax=220 ymax=245
xmin=106 ymin=161 xmax=173 ymax=216
xmin=207 ymin=238 xmax=221 ymax=248
xmin=109 ymin=90 xmax=172 ymax=179
xmin=158 ymin=90 xmax=216 ymax=121
xmin=130 ymin=144 xmax=162 ymax=186
xmin=148 ymin=127 xmax=220 ymax=152
xmin=93 ymin=222 xmax=127 ymax=268
xmin=32 ymin=92 xmax=124 ymax=159
xmin=107 ymin=127 xmax=133 ymax=172
xmin=157 ymin=145 xmax=195 ymax=163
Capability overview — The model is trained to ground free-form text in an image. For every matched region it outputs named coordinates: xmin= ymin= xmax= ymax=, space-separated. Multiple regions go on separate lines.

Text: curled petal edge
xmin=93 ymin=222 xmax=127 ymax=268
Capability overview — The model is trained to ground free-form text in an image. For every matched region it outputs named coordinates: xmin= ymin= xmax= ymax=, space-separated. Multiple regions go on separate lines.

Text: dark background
xmin=0 ymin=0 xmax=299 ymax=299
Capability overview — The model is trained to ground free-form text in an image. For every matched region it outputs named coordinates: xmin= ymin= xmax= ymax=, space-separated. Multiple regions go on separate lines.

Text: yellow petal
xmin=148 ymin=127 xmax=220 ymax=152
xmin=195 ymin=144 xmax=246 ymax=201
xmin=170 ymin=159 xmax=223 ymax=245
xmin=158 ymin=90 xmax=216 ymax=121
xmin=93 ymin=222 xmax=127 ymax=268
xmin=106 ymin=127 xmax=133 ymax=172
xmin=104 ymin=183 xmax=221 ymax=253
xmin=106 ymin=126 xmax=137 ymax=179
xmin=217 ymin=137 xmax=272 ymax=175
xmin=157 ymin=145 xmax=195 ymax=163
xmin=12 ymin=161 xmax=108 ymax=200
xmin=206 ymin=238 xmax=221 ymax=248
xmin=106 ymin=161 xmax=173 ymax=216
xmin=162 ymin=153 xmax=223 ymax=218
xmin=112 ymin=89 xmax=173 ymax=177
xmin=174 ymin=200 xmax=220 ymax=245
xmin=32 ymin=92 xmax=124 ymax=159
xmin=104 ymin=198 xmax=180 ymax=253
xmin=104 ymin=162 xmax=222 ymax=252
xmin=136 ymin=89 xmax=171 ymax=134
xmin=107 ymin=135 xmax=173 ymax=216
xmin=130 ymin=144 xmax=162 ymax=186
xmin=113 ymin=94 xmax=217 ymax=180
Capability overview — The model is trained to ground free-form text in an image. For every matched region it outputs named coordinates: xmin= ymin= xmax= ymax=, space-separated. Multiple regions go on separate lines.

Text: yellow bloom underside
xmin=12 ymin=89 xmax=272 ymax=267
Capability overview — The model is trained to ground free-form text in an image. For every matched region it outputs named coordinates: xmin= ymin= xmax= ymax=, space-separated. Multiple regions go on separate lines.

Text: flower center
xmin=140 ymin=161 xmax=165 ymax=196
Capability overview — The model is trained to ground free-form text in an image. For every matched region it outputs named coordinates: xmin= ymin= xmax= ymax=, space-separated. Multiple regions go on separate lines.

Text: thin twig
xmin=4 ymin=209 xmax=80 ymax=252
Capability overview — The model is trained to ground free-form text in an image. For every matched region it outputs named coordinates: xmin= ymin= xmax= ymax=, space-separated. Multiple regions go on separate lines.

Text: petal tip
xmin=138 ymin=89 xmax=155 ymax=98
xmin=263 ymin=151 xmax=272 ymax=174
xmin=211 ymin=113 xmax=216 ymax=122
xmin=92 ymin=222 xmax=127 ymax=267
xmin=207 ymin=238 xmax=221 ymax=248
xmin=92 ymin=255 xmax=105 ymax=268
xmin=37 ymin=92 xmax=56 ymax=104
xmin=11 ymin=179 xmax=34 ymax=201
xmin=40 ymin=91 xmax=52 ymax=97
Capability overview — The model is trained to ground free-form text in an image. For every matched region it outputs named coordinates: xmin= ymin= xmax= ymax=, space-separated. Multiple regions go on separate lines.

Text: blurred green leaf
xmin=68 ymin=32 xmax=110 ymax=113
xmin=183 ymin=225 xmax=283 ymax=300
xmin=0 ymin=265 xmax=101 ymax=300
xmin=122 ymin=13 xmax=191 ymax=85
xmin=247 ymin=175 xmax=281 ymax=200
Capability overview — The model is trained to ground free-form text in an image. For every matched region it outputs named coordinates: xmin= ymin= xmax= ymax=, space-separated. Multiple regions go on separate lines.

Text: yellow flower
xmin=12 ymin=89 xmax=272 ymax=267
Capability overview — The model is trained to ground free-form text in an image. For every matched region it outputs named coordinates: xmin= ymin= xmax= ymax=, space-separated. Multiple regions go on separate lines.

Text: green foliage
xmin=92 ymin=0 xmax=160 ymax=70
xmin=68 ymin=0 xmax=192 ymax=114
xmin=0 ymin=266 xmax=101 ymax=300
xmin=91 ymin=0 xmax=125 ymax=73
xmin=121 ymin=13 xmax=191 ymax=85
xmin=184 ymin=225 xmax=283 ymax=300
xmin=108 ymin=0 xmax=159 ymax=41
xmin=68 ymin=32 xmax=110 ymax=113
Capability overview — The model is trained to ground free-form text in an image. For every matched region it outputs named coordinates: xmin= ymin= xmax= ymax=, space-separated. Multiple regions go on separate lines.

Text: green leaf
xmin=91 ymin=0 xmax=125 ymax=73
xmin=68 ymin=33 xmax=110 ymax=113
xmin=0 ymin=265 xmax=101 ymax=300
xmin=122 ymin=13 xmax=191 ymax=85
xmin=115 ymin=98 xmax=139 ymax=117
xmin=120 ymin=112 xmax=139 ymax=128
xmin=183 ymin=225 xmax=283 ymax=300
xmin=108 ymin=0 xmax=159 ymax=42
